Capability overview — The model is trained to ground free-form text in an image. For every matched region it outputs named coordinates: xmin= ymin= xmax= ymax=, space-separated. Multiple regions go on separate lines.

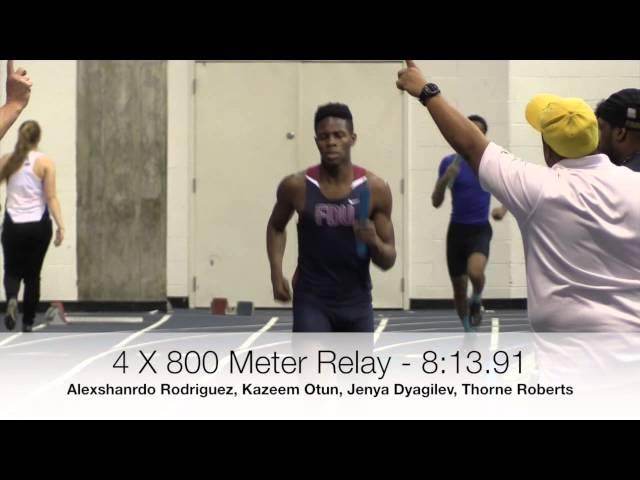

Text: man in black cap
xmin=596 ymin=88 xmax=640 ymax=171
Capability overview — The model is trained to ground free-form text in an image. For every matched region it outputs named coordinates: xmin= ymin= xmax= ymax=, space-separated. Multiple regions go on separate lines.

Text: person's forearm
xmin=424 ymin=96 xmax=489 ymax=174
xmin=0 ymin=101 xmax=24 ymax=141
xmin=432 ymin=175 xmax=449 ymax=207
xmin=370 ymin=238 xmax=396 ymax=271
xmin=267 ymin=224 xmax=287 ymax=277
xmin=48 ymin=197 xmax=64 ymax=231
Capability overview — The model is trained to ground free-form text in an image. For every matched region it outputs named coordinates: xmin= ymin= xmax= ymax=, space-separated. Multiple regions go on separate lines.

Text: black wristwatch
xmin=419 ymin=83 xmax=441 ymax=105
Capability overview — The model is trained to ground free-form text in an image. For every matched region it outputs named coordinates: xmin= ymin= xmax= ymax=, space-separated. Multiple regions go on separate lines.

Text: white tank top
xmin=6 ymin=151 xmax=47 ymax=223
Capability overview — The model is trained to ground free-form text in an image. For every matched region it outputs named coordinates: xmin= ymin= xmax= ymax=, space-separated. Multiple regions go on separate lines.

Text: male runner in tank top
xmin=267 ymin=103 xmax=396 ymax=332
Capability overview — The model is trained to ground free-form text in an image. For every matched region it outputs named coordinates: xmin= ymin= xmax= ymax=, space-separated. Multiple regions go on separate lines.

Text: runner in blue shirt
xmin=431 ymin=115 xmax=506 ymax=330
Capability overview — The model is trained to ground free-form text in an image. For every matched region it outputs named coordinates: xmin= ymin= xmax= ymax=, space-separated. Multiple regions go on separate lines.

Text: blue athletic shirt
xmin=438 ymin=154 xmax=490 ymax=224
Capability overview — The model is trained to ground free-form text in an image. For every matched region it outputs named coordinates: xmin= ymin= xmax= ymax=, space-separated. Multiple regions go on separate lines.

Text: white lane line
xmin=0 ymin=332 xmax=115 ymax=350
xmin=198 ymin=317 xmax=279 ymax=382
xmin=0 ymin=333 xmax=22 ymax=346
xmin=490 ymin=317 xmax=500 ymax=351
xmin=127 ymin=332 xmax=243 ymax=350
xmin=374 ymin=318 xmax=388 ymax=344
xmin=233 ymin=340 xmax=290 ymax=355
xmin=156 ymin=321 xmax=294 ymax=333
xmin=33 ymin=314 xmax=172 ymax=395
xmin=374 ymin=335 xmax=466 ymax=353
xmin=385 ymin=318 xmax=527 ymax=329
xmin=406 ymin=321 xmax=530 ymax=333
xmin=113 ymin=315 xmax=172 ymax=349
xmin=383 ymin=312 xmax=528 ymax=322
xmin=0 ymin=322 xmax=48 ymax=346
xmin=237 ymin=317 xmax=279 ymax=350
xmin=376 ymin=327 xmax=535 ymax=354
xmin=65 ymin=317 xmax=144 ymax=324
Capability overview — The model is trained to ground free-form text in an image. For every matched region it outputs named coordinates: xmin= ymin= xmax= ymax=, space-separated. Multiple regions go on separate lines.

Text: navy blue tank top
xmin=294 ymin=165 xmax=372 ymax=300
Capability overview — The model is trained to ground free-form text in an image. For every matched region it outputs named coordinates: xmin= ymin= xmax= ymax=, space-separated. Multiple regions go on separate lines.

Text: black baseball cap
xmin=596 ymin=88 xmax=640 ymax=130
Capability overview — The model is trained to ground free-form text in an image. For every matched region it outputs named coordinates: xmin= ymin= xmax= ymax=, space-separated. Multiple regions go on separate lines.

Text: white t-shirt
xmin=479 ymin=142 xmax=640 ymax=331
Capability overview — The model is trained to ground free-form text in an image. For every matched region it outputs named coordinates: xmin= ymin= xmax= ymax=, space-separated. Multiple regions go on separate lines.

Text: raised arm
xmin=396 ymin=60 xmax=489 ymax=175
xmin=0 ymin=61 xmax=32 ymax=141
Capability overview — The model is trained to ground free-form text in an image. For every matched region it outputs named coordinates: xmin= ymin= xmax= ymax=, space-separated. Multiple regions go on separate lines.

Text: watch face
xmin=420 ymin=83 xmax=440 ymax=105
xmin=426 ymin=83 xmax=439 ymax=94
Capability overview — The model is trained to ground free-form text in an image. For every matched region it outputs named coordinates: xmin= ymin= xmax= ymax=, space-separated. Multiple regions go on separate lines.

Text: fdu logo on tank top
xmin=314 ymin=201 xmax=357 ymax=227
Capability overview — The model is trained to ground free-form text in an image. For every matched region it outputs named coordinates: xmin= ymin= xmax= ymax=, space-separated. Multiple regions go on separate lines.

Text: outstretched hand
xmin=396 ymin=60 xmax=428 ymax=98
xmin=6 ymin=60 xmax=32 ymax=110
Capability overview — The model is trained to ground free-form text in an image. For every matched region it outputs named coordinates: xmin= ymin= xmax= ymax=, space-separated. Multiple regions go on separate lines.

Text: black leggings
xmin=1 ymin=212 xmax=52 ymax=325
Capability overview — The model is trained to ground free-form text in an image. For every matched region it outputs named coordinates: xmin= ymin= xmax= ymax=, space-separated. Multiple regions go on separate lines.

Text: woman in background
xmin=0 ymin=120 xmax=64 ymax=332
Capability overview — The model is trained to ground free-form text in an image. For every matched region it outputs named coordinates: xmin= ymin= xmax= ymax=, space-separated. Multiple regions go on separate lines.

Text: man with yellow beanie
xmin=396 ymin=61 xmax=640 ymax=331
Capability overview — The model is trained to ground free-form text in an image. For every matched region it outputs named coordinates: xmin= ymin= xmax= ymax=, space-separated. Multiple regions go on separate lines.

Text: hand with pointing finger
xmin=396 ymin=60 xmax=428 ymax=99
xmin=0 ymin=60 xmax=32 ymax=141
xmin=6 ymin=60 xmax=32 ymax=111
